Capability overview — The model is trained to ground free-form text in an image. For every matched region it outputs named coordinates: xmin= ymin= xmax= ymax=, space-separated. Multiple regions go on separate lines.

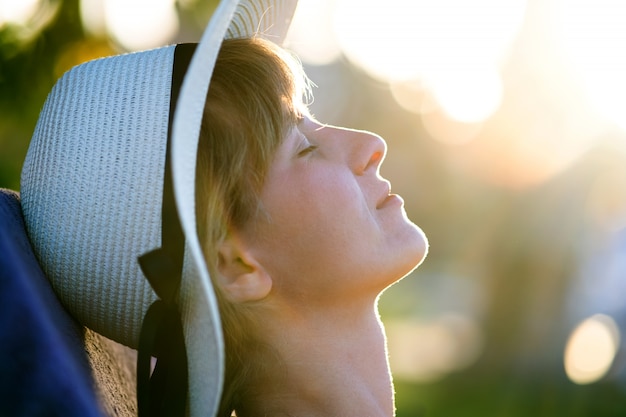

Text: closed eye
xmin=297 ymin=144 xmax=318 ymax=157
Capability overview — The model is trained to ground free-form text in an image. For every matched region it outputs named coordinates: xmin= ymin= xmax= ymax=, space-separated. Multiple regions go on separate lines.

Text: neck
xmin=239 ymin=298 xmax=396 ymax=417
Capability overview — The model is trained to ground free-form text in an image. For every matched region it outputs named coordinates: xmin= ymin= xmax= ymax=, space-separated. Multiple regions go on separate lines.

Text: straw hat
xmin=20 ymin=0 xmax=298 ymax=415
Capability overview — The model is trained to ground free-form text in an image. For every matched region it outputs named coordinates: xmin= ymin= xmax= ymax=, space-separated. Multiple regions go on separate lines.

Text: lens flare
xmin=556 ymin=0 xmax=626 ymax=131
xmin=103 ymin=0 xmax=179 ymax=51
xmin=286 ymin=0 xmax=341 ymax=66
xmin=333 ymin=0 xmax=526 ymax=123
xmin=0 ymin=0 xmax=41 ymax=27
xmin=564 ymin=314 xmax=620 ymax=385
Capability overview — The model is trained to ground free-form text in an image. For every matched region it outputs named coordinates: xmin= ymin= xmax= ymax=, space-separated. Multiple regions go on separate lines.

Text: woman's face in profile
xmin=240 ymin=115 xmax=428 ymax=305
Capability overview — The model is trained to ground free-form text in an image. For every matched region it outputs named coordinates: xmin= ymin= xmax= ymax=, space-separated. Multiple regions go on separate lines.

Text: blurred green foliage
xmin=0 ymin=0 xmax=84 ymax=189
xmin=395 ymin=374 xmax=626 ymax=417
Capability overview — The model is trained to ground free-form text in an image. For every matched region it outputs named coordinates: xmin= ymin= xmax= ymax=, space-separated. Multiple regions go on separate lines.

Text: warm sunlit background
xmin=2 ymin=0 xmax=626 ymax=415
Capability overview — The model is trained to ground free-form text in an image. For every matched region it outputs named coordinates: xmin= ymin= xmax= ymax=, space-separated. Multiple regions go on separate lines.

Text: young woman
xmin=196 ymin=37 xmax=428 ymax=416
xmin=19 ymin=1 xmax=427 ymax=416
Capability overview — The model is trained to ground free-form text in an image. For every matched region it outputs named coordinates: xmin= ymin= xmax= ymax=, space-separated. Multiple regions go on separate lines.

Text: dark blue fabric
xmin=0 ymin=188 xmax=102 ymax=417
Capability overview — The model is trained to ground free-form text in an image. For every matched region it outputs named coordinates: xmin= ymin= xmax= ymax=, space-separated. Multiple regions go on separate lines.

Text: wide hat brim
xmin=172 ymin=0 xmax=298 ymax=415
xmin=20 ymin=1 xmax=298 ymax=416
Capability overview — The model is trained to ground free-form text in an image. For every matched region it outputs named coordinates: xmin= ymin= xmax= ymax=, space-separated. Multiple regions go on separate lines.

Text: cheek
xmin=274 ymin=169 xmax=370 ymax=235
xmin=251 ymin=172 xmax=370 ymax=274
xmin=263 ymin=179 xmax=359 ymax=250
xmin=264 ymin=165 xmax=363 ymax=225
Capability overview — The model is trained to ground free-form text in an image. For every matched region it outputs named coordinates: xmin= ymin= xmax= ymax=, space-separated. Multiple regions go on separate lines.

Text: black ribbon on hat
xmin=137 ymin=43 xmax=198 ymax=417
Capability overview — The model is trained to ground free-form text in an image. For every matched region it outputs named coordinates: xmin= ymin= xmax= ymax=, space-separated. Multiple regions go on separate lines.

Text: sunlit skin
xmin=217 ymin=115 xmax=427 ymax=416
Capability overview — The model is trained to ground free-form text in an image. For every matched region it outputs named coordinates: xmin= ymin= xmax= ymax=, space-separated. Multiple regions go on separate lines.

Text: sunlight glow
xmin=386 ymin=314 xmax=483 ymax=382
xmin=103 ymin=0 xmax=178 ymax=51
xmin=422 ymin=108 xmax=484 ymax=146
xmin=390 ymin=80 xmax=427 ymax=115
xmin=334 ymin=0 xmax=526 ymax=123
xmin=286 ymin=0 xmax=341 ymax=66
xmin=0 ymin=0 xmax=41 ymax=27
xmin=564 ymin=314 xmax=620 ymax=385
xmin=427 ymin=66 xmax=503 ymax=123
xmin=79 ymin=0 xmax=106 ymax=36
xmin=556 ymin=0 xmax=626 ymax=131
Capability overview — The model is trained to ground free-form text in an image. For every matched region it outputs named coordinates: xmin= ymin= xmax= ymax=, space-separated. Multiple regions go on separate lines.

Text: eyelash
xmin=297 ymin=144 xmax=318 ymax=157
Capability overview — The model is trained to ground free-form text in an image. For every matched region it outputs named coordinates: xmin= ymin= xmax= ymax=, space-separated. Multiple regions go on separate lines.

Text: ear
xmin=216 ymin=234 xmax=272 ymax=303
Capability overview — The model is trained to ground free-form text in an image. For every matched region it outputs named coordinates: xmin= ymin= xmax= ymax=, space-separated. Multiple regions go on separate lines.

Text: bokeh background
xmin=2 ymin=0 xmax=626 ymax=415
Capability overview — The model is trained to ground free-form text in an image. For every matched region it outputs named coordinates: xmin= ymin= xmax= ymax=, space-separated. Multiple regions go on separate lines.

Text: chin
xmin=372 ymin=222 xmax=429 ymax=294
xmin=398 ymin=224 xmax=429 ymax=278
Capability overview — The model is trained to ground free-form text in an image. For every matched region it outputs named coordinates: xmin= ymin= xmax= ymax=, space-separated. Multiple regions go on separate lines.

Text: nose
xmin=348 ymin=129 xmax=387 ymax=176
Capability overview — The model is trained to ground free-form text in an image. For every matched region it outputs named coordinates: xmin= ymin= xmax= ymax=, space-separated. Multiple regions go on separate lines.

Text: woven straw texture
xmin=21 ymin=46 xmax=174 ymax=348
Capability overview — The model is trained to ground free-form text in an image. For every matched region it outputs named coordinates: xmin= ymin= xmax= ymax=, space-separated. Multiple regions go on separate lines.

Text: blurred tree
xmin=1 ymin=0 xmax=85 ymax=188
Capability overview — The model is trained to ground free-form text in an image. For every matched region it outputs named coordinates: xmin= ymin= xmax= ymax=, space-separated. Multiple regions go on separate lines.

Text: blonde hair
xmin=195 ymin=37 xmax=311 ymax=416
